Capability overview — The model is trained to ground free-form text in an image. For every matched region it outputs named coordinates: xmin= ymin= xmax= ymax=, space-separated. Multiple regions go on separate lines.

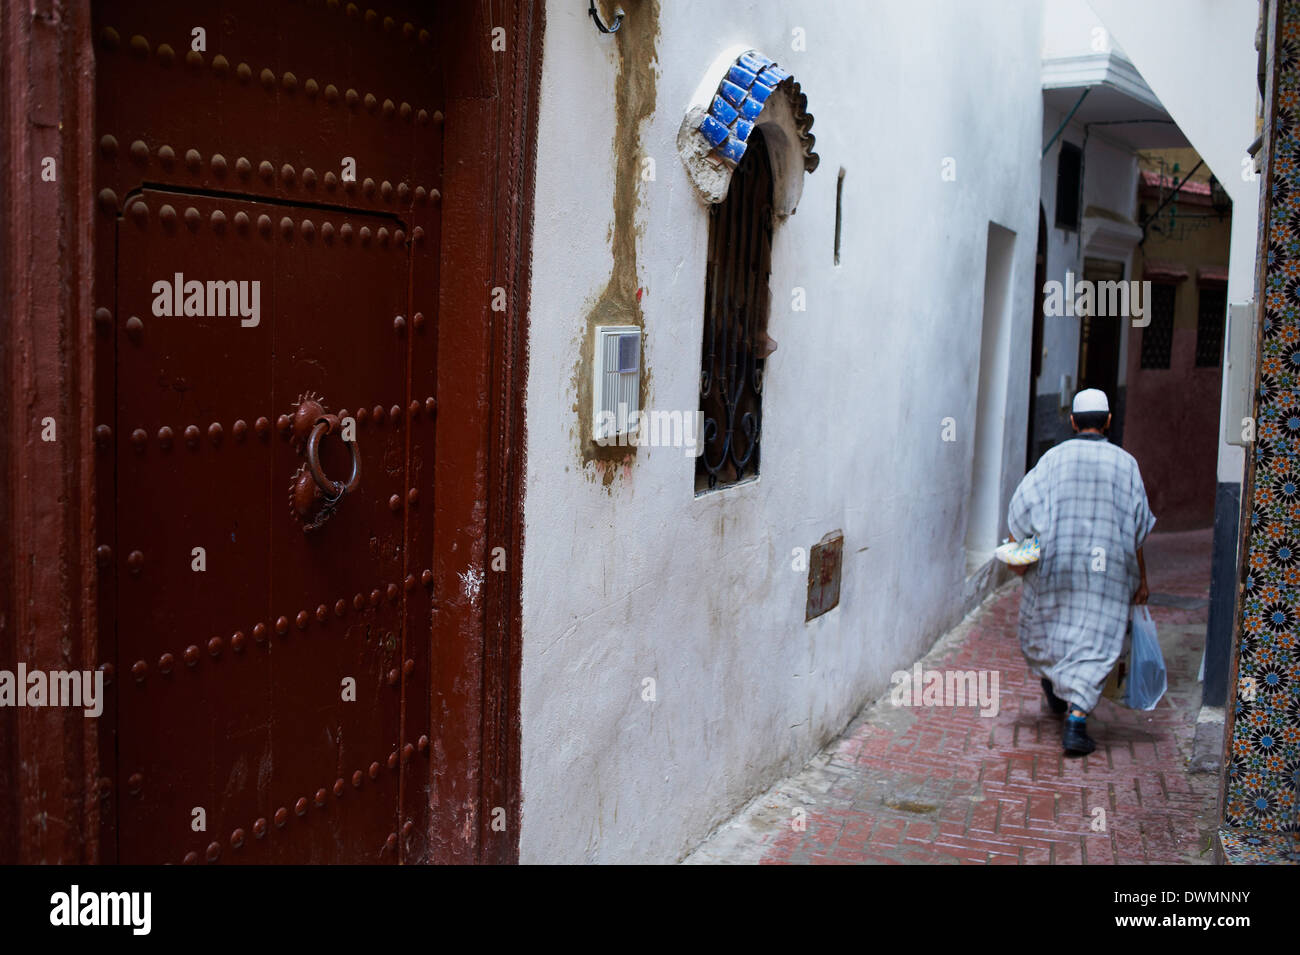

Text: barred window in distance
xmin=1196 ymin=286 xmax=1227 ymax=367
xmin=1140 ymin=283 xmax=1177 ymax=369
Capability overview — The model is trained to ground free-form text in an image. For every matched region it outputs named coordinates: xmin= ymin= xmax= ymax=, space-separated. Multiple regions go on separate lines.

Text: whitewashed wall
xmin=520 ymin=0 xmax=1044 ymax=863
xmin=1036 ymin=114 xmax=1141 ymax=400
xmin=1083 ymin=0 xmax=1261 ymax=483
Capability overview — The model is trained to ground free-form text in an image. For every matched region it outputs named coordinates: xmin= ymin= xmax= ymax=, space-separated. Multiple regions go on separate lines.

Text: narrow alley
xmin=4 ymin=0 xmax=1293 ymax=891
xmin=686 ymin=529 xmax=1219 ymax=864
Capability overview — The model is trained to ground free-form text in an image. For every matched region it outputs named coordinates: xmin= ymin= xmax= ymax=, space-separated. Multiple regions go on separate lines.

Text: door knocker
xmin=287 ymin=393 xmax=361 ymax=532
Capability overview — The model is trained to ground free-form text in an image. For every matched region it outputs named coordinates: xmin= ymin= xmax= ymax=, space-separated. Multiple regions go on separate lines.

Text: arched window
xmin=697 ymin=127 xmax=775 ymax=492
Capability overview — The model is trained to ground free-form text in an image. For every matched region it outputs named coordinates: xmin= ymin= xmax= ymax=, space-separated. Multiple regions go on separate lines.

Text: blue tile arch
xmin=698 ymin=50 xmax=816 ymax=171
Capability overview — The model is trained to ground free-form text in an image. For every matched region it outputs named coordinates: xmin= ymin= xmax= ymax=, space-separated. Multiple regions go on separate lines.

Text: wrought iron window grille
xmin=1139 ymin=283 xmax=1177 ymax=369
xmin=1196 ymin=286 xmax=1227 ymax=368
xmin=697 ymin=128 xmax=775 ymax=493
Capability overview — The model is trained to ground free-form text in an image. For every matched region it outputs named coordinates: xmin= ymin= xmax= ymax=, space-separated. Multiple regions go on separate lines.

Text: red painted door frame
xmin=0 ymin=0 xmax=538 ymax=865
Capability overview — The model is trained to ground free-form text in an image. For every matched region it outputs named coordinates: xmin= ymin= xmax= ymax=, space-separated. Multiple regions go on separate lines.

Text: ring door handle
xmin=306 ymin=415 xmax=361 ymax=501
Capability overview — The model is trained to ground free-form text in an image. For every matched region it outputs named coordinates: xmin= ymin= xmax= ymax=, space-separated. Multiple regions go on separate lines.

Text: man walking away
xmin=1006 ymin=389 xmax=1154 ymax=756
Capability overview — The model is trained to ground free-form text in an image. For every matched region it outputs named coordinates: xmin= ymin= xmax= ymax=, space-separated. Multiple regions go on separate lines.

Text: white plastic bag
xmin=1125 ymin=605 xmax=1167 ymax=711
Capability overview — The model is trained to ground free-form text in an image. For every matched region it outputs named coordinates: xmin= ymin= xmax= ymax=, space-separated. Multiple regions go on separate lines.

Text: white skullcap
xmin=1072 ymin=388 xmax=1109 ymax=414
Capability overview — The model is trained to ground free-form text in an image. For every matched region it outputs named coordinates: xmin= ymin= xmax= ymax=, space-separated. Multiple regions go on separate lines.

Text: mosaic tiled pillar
xmin=1220 ymin=0 xmax=1300 ymax=865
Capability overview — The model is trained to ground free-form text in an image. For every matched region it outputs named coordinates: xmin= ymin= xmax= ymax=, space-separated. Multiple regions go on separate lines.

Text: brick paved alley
xmin=685 ymin=528 xmax=1222 ymax=865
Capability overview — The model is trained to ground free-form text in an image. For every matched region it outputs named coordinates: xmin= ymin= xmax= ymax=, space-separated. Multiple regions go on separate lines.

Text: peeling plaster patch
xmin=569 ymin=0 xmax=660 ymax=489
xmin=677 ymin=106 xmax=732 ymax=202
xmin=459 ymin=566 xmax=484 ymax=606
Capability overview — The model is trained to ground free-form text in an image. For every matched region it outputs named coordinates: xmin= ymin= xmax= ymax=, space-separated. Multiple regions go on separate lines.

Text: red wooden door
xmin=94 ymin=0 xmax=442 ymax=864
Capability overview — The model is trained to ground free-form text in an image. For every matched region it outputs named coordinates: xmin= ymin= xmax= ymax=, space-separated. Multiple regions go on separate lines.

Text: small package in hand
xmin=994 ymin=535 xmax=1040 ymax=566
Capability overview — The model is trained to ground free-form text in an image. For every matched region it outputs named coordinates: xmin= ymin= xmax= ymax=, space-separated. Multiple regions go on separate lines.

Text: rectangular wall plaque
xmin=806 ymin=530 xmax=844 ymax=621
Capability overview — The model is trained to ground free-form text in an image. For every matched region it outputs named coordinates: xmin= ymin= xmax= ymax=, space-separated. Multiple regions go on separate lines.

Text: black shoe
xmin=1041 ymin=677 xmax=1067 ymax=715
xmin=1062 ymin=717 xmax=1096 ymax=756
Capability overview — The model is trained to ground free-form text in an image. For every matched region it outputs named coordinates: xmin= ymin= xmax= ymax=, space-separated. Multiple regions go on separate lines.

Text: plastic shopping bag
xmin=1125 ymin=605 xmax=1167 ymax=711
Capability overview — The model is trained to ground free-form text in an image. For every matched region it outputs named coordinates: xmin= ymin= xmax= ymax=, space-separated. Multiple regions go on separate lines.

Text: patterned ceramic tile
xmin=1219 ymin=828 xmax=1300 ymax=864
xmin=1225 ymin=0 xmax=1300 ymax=849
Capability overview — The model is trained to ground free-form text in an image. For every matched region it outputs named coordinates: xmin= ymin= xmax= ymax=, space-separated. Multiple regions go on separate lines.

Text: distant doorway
xmin=965 ymin=222 xmax=1017 ymax=574
xmin=1076 ymin=257 xmax=1125 ymax=441
xmin=1026 ymin=206 xmax=1047 ymax=473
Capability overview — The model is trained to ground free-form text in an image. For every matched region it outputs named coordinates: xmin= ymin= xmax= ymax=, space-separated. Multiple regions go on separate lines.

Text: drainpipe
xmin=1042 ymin=88 xmax=1090 ymax=158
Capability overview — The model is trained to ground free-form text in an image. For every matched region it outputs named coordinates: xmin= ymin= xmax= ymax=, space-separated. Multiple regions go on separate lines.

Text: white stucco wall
xmin=1036 ymin=111 xmax=1140 ymax=401
xmin=520 ymin=0 xmax=1043 ymax=863
xmin=1082 ymin=0 xmax=1262 ymax=483
xmin=1044 ymin=0 xmax=1123 ymax=61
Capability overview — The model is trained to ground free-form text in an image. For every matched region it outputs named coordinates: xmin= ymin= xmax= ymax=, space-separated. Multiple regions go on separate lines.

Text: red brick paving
xmin=686 ymin=528 xmax=1222 ymax=865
